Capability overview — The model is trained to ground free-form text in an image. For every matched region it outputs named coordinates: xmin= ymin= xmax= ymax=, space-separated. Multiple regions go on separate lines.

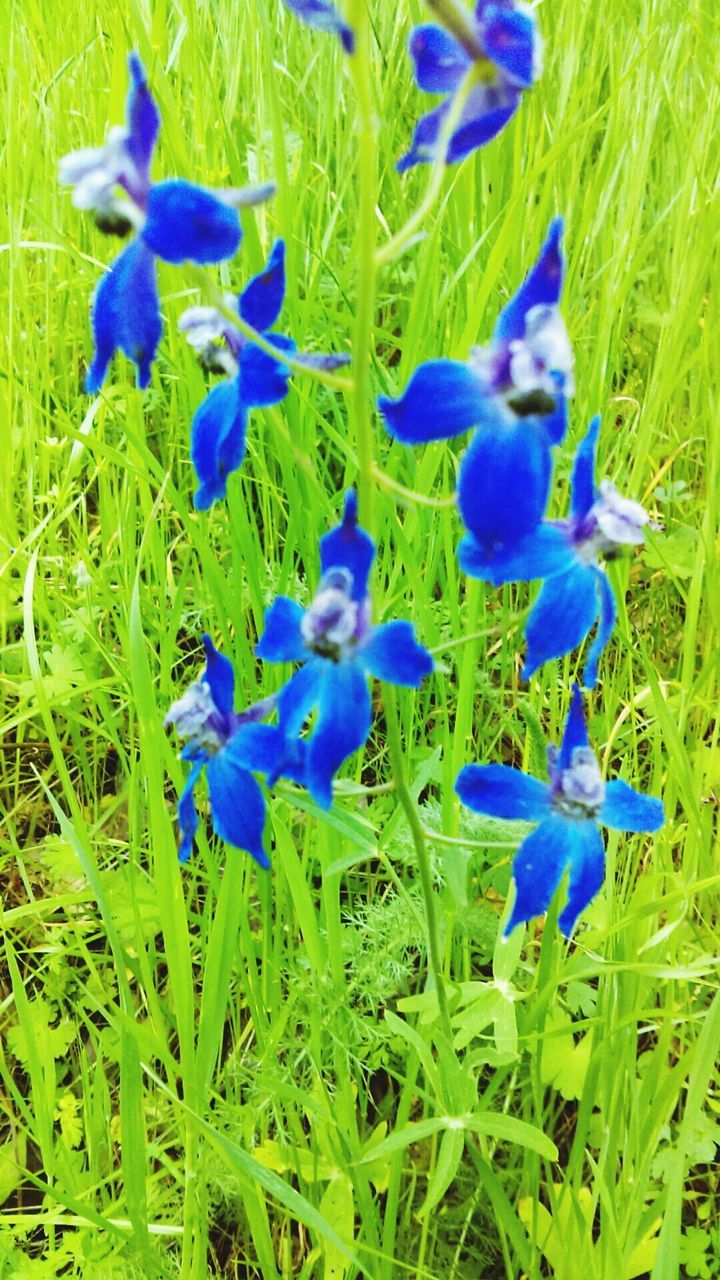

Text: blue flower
xmin=60 ymin=52 xmax=271 ymax=392
xmin=456 ymin=686 xmax=664 ymax=936
xmin=255 ymin=491 xmax=434 ymax=809
xmin=281 ymin=0 xmax=354 ymax=51
xmin=458 ymin=415 xmax=654 ymax=687
xmin=398 ymin=1 xmax=542 ymax=172
xmin=165 ymin=635 xmax=282 ymax=867
xmin=180 ymin=239 xmax=349 ymax=510
xmin=378 ymin=218 xmax=572 ymax=548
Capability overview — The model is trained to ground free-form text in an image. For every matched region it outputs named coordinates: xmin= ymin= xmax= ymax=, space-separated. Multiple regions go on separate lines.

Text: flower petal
xmin=480 ymin=4 xmax=538 ymax=89
xmin=397 ymin=101 xmax=450 ymax=172
xmin=581 ymin=567 xmax=617 ymax=690
xmin=456 ymin=763 xmax=551 ymax=821
xmin=523 ymin=562 xmax=598 ymax=680
xmin=85 ymin=239 xmax=161 ymax=393
xmin=200 ymin=634 xmax=235 ymax=716
xmin=458 ymin=523 xmax=575 ymax=586
xmin=408 ymin=24 xmax=471 ymax=92
xmin=360 ymin=620 xmax=433 ymax=687
xmin=177 ymin=759 xmax=204 ymax=862
xmin=557 ymin=820 xmax=605 ymax=936
xmin=239 ymin=333 xmax=296 ymax=407
xmin=558 ymin=684 xmax=590 ymax=769
xmin=190 ymin=378 xmax=247 ymax=511
xmin=378 ymin=360 xmax=485 ymax=444
xmin=571 ymin=414 xmax=600 ymax=518
xmin=445 ymin=81 xmax=520 ymax=164
xmin=504 ymin=815 xmax=573 ymax=934
xmin=306 ymin=661 xmax=372 ymax=809
xmin=319 ymin=490 xmax=376 ymax=602
xmin=125 ymin=52 xmax=159 ymax=184
xmin=457 ymin=420 xmax=553 ymax=547
xmin=142 ymin=179 xmax=241 ymax=264
xmin=239 ymin=239 xmax=286 ymax=332
xmin=229 ymin=723 xmax=308 ymax=787
xmin=277 ymin=657 xmax=326 ymax=739
xmin=255 ymin=597 xmax=307 ymax=663
xmin=599 ymin=779 xmax=664 ymax=834
xmin=206 ymin=750 xmax=269 ymax=868
xmin=539 ymin=392 xmax=568 ymax=447
xmin=281 ymin=0 xmax=355 ymax=52
xmin=495 ymin=217 xmax=565 ymax=343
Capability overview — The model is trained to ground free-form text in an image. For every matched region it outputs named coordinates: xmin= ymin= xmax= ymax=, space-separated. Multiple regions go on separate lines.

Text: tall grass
xmin=1 ymin=0 xmax=719 ymax=1276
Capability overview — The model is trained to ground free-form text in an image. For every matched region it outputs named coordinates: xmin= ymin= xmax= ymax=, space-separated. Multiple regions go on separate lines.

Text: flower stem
xmin=425 ymin=0 xmax=486 ymax=59
xmin=384 ymin=685 xmax=453 ymax=1043
xmin=347 ymin=0 xmax=379 ymax=533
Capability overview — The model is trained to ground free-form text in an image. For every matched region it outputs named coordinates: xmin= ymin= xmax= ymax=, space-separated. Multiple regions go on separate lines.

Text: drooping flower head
xmin=379 ymin=218 xmax=572 ymax=553
xmin=456 ymin=686 xmax=664 ymax=936
xmin=60 ymin=52 xmax=272 ymax=392
xmin=255 ymin=491 xmax=434 ymax=808
xmin=281 ymin=0 xmax=355 ymax=52
xmin=180 ymin=239 xmax=349 ymax=510
xmin=398 ymin=0 xmax=542 ymax=172
xmin=458 ymin=415 xmax=656 ymax=687
xmin=165 ymin=635 xmax=277 ymax=866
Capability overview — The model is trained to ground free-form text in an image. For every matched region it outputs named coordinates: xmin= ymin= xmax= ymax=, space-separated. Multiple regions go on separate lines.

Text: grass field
xmin=2 ymin=0 xmax=719 ymax=1276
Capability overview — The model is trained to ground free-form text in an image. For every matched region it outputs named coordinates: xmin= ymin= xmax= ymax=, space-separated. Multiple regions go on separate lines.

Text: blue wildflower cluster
xmin=61 ymin=9 xmax=665 ymax=943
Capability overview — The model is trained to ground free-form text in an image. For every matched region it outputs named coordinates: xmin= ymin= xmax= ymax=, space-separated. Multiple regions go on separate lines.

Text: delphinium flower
xmin=459 ymin=415 xmax=655 ymax=688
xmin=378 ymin=217 xmax=573 ymax=564
xmin=60 ymin=52 xmax=272 ymax=392
xmin=456 ymin=685 xmax=664 ymax=936
xmin=254 ymin=491 xmax=434 ymax=809
xmin=179 ymin=239 xmax=349 ymax=510
xmin=281 ymin=0 xmax=355 ymax=52
xmin=398 ymin=0 xmax=542 ymax=172
xmin=165 ymin=634 xmax=280 ymax=866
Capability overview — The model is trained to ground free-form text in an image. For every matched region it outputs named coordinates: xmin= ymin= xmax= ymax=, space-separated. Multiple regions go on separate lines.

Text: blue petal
xmin=458 ymin=523 xmax=574 ymax=586
xmin=85 ymin=239 xmax=161 ymax=393
xmin=571 ymin=415 xmax=600 ymax=518
xmin=282 ymin=0 xmax=355 ymax=52
xmin=360 ymin=620 xmax=433 ymax=687
xmin=319 ymin=490 xmax=376 ymax=602
xmin=397 ymin=101 xmax=449 ymax=172
xmin=504 ymin=815 xmax=575 ymax=934
xmin=293 ymin=351 xmax=351 ymax=372
xmin=445 ymin=82 xmax=520 ymax=164
xmin=408 ymin=24 xmax=470 ymax=92
xmin=523 ymin=562 xmax=597 ymax=681
xmin=495 ymin=218 xmax=565 ymax=343
xmin=142 ymin=179 xmax=241 ymax=264
xmin=277 ymin=657 xmax=326 ymax=739
xmin=190 ymin=378 xmax=247 ymax=511
xmin=255 ymin=597 xmax=307 ymax=663
xmin=557 ymin=820 xmax=606 ymax=936
xmin=457 ymin=420 xmax=553 ymax=547
xmin=582 ymin=567 xmax=617 ymax=690
xmin=229 ymin=724 xmax=308 ymax=787
xmin=206 ymin=749 xmax=269 ymax=868
xmin=539 ymin=392 xmax=568 ymax=447
xmin=125 ymin=52 xmax=159 ymax=182
xmin=177 ymin=759 xmax=204 ymax=862
xmin=201 ymin=634 xmax=235 ymax=716
xmin=239 ymin=333 xmax=296 ymax=407
xmin=239 ymin=239 xmax=286 ymax=332
xmin=306 ymin=661 xmax=372 ymax=809
xmin=480 ymin=4 xmax=537 ymax=88
xmin=599 ymin=779 xmax=664 ymax=835
xmin=456 ymin=763 xmax=550 ymax=821
xmin=559 ymin=685 xmax=590 ymax=770
xmin=378 ymin=360 xmax=485 ymax=444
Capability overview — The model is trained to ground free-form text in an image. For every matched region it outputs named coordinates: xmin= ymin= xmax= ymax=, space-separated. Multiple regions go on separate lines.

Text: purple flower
xmin=255 ymin=491 xmax=434 ymax=809
xmin=456 ymin=686 xmax=664 ymax=935
xmin=379 ymin=218 xmax=572 ymax=550
xmin=179 ymin=239 xmax=349 ymax=509
xmin=60 ymin=52 xmax=272 ymax=392
xmin=281 ymin=0 xmax=354 ymax=51
xmin=398 ymin=1 xmax=542 ymax=171
xmin=458 ymin=415 xmax=655 ymax=687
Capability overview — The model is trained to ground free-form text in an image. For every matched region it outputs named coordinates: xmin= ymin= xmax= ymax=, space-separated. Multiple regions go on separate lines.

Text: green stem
xmin=384 ymin=685 xmax=453 ymax=1043
xmin=425 ymin=0 xmax=486 ymax=58
xmin=347 ymin=1 xmax=378 ymax=532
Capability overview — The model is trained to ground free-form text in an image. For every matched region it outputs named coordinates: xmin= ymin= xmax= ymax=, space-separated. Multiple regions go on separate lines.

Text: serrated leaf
xmin=540 ymin=1008 xmax=591 ymax=1101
